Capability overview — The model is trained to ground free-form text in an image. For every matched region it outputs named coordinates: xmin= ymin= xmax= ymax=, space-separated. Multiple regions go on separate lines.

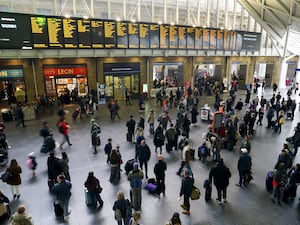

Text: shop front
xmin=43 ymin=65 xmax=88 ymax=103
xmin=254 ymin=61 xmax=274 ymax=87
xmin=103 ymin=63 xmax=140 ymax=101
xmin=231 ymin=61 xmax=248 ymax=89
xmin=0 ymin=68 xmax=26 ymax=102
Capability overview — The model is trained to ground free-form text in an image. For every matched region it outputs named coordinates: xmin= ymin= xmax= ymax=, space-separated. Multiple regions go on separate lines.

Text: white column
xmin=279 ymin=60 xmax=287 ymax=89
xmin=297 ymin=57 xmax=300 ymax=83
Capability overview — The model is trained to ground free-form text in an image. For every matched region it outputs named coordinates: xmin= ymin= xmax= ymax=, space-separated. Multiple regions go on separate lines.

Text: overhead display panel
xmin=186 ymin=27 xmax=195 ymax=49
xmin=104 ymin=21 xmax=116 ymax=48
xmin=116 ymin=21 xmax=128 ymax=48
xmin=178 ymin=26 xmax=187 ymax=49
xmin=169 ymin=25 xmax=178 ymax=49
xmin=91 ymin=20 xmax=104 ymax=48
xmin=203 ymin=29 xmax=210 ymax=49
xmin=150 ymin=24 xmax=159 ymax=48
xmin=0 ymin=12 xmax=32 ymax=49
xmin=209 ymin=29 xmax=217 ymax=50
xmin=160 ymin=24 xmax=169 ymax=49
xmin=139 ymin=23 xmax=149 ymax=48
xmin=241 ymin=32 xmax=262 ymax=51
xmin=77 ymin=19 xmax=91 ymax=48
xmin=217 ymin=30 xmax=224 ymax=50
xmin=62 ymin=18 xmax=78 ymax=48
xmin=31 ymin=16 xmax=48 ymax=48
xmin=47 ymin=17 xmax=63 ymax=48
xmin=195 ymin=27 xmax=203 ymax=49
xmin=128 ymin=22 xmax=139 ymax=48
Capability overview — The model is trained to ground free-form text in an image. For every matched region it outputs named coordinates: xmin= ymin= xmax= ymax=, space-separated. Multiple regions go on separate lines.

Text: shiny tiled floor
xmin=0 ymin=87 xmax=300 ymax=225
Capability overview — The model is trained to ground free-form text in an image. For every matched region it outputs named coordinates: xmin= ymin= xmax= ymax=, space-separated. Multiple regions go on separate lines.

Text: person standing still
xmin=15 ymin=104 xmax=25 ymax=127
xmin=147 ymin=109 xmax=155 ymax=135
xmin=128 ymin=162 xmax=144 ymax=211
xmin=6 ymin=159 xmax=22 ymax=199
xmin=136 ymin=140 xmax=151 ymax=179
xmin=58 ymin=119 xmax=72 ymax=150
xmin=126 ymin=115 xmax=136 ymax=142
xmin=104 ymin=138 xmax=113 ymax=164
xmin=154 ymin=154 xmax=167 ymax=196
xmin=179 ymin=169 xmax=194 ymax=214
xmin=51 ymin=174 xmax=72 ymax=221
xmin=90 ymin=119 xmax=101 ymax=154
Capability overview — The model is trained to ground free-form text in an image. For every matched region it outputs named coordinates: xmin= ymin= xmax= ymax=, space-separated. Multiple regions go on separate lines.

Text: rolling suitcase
xmin=282 ymin=187 xmax=290 ymax=203
xmin=203 ymin=179 xmax=212 ymax=202
xmin=125 ymin=159 xmax=135 ymax=175
xmin=84 ymin=188 xmax=94 ymax=206
xmin=54 ymin=201 xmax=64 ymax=217
xmin=266 ymin=171 xmax=274 ymax=193
xmin=126 ymin=133 xmax=132 ymax=142
xmin=96 ymin=136 xmax=101 ymax=146
xmin=72 ymin=108 xmax=80 ymax=120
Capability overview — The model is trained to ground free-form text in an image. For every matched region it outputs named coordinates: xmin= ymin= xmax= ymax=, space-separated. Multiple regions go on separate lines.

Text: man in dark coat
xmin=126 ymin=115 xmax=136 ymax=142
xmin=236 ymin=148 xmax=252 ymax=187
xmin=154 ymin=154 xmax=167 ymax=196
xmin=165 ymin=123 xmax=176 ymax=152
xmin=179 ymin=169 xmax=194 ymax=214
xmin=47 ymin=152 xmax=63 ymax=190
xmin=136 ymin=140 xmax=151 ymax=179
xmin=292 ymin=126 xmax=300 ymax=156
xmin=209 ymin=158 xmax=231 ymax=204
xmin=16 ymin=104 xmax=25 ymax=127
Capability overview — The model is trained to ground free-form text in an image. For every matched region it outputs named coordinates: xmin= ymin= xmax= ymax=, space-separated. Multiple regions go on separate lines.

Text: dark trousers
xmin=216 ymin=186 xmax=227 ymax=201
xmin=16 ymin=118 xmax=25 ymax=127
xmin=177 ymin=161 xmax=186 ymax=175
xmin=156 ymin=176 xmax=165 ymax=195
xmin=239 ymin=169 xmax=248 ymax=186
xmin=183 ymin=194 xmax=190 ymax=211
xmin=140 ymin=161 xmax=148 ymax=178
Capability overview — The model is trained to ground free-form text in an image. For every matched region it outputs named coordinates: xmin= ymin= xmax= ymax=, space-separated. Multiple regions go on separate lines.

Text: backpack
xmin=131 ymin=173 xmax=142 ymax=188
xmin=58 ymin=125 xmax=64 ymax=134
xmin=26 ymin=158 xmax=34 ymax=169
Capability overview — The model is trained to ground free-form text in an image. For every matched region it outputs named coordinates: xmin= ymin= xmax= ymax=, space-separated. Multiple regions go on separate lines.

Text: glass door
xmin=113 ymin=76 xmax=131 ymax=100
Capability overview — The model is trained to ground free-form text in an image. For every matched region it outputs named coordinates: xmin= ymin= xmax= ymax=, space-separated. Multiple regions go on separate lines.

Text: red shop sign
xmin=43 ymin=67 xmax=87 ymax=76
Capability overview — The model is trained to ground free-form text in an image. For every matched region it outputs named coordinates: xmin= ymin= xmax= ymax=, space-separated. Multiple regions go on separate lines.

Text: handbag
xmin=190 ymin=186 xmax=201 ymax=200
xmin=114 ymin=208 xmax=122 ymax=221
xmin=0 ymin=171 xmax=12 ymax=183
xmin=96 ymin=186 xmax=103 ymax=194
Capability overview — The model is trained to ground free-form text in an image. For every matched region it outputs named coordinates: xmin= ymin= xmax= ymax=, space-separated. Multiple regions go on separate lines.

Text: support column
xmin=279 ymin=58 xmax=287 ymax=89
xmin=296 ymin=57 xmax=300 ymax=83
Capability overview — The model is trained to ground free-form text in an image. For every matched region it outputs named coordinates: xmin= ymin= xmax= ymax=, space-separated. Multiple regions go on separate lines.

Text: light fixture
xmin=131 ymin=19 xmax=136 ymax=23
xmin=116 ymin=17 xmax=121 ymax=21
xmin=203 ymin=25 xmax=206 ymax=28
xmin=83 ymin=16 xmax=89 ymax=19
xmin=220 ymin=27 xmax=224 ymax=30
xmin=158 ymin=21 xmax=162 ymax=25
xmin=65 ymin=14 xmax=70 ymax=18
xmin=170 ymin=22 xmax=175 ymax=26
xmin=192 ymin=24 xmax=196 ymax=27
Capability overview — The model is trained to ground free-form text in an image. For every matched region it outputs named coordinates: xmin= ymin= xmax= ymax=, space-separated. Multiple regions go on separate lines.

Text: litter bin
xmin=1 ymin=109 xmax=11 ymax=122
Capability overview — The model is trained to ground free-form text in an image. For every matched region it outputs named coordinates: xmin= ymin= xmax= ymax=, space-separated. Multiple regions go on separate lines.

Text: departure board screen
xmin=31 ymin=16 xmax=48 ymax=48
xmin=169 ymin=25 xmax=178 ymax=49
xmin=128 ymin=22 xmax=139 ymax=48
xmin=178 ymin=26 xmax=186 ymax=49
xmin=203 ymin=29 xmax=210 ymax=49
xmin=224 ymin=30 xmax=230 ymax=50
xmin=104 ymin=21 xmax=116 ymax=48
xmin=149 ymin=24 xmax=159 ymax=48
xmin=209 ymin=29 xmax=217 ymax=49
xmin=230 ymin=31 xmax=236 ymax=50
xmin=160 ymin=25 xmax=169 ymax=48
xmin=194 ymin=27 xmax=203 ymax=49
xmin=62 ymin=18 xmax=77 ymax=48
xmin=217 ymin=30 xmax=224 ymax=50
xmin=116 ymin=22 xmax=128 ymax=48
xmin=91 ymin=20 xmax=104 ymax=48
xmin=77 ymin=19 xmax=91 ymax=48
xmin=186 ymin=27 xmax=195 ymax=49
xmin=47 ymin=17 xmax=63 ymax=48
xmin=0 ymin=12 xmax=32 ymax=49
xmin=236 ymin=32 xmax=243 ymax=50
xmin=242 ymin=32 xmax=261 ymax=51
xmin=139 ymin=23 xmax=149 ymax=48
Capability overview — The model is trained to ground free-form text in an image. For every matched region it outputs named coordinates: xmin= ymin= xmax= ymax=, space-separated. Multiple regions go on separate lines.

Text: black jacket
xmin=237 ymin=154 xmax=252 ymax=171
xmin=209 ymin=162 xmax=231 ymax=188
xmin=126 ymin=119 xmax=136 ymax=133
xmin=47 ymin=156 xmax=63 ymax=180
xmin=113 ymin=199 xmax=131 ymax=218
xmin=180 ymin=176 xmax=194 ymax=197
xmin=154 ymin=160 xmax=167 ymax=179
xmin=137 ymin=144 xmax=151 ymax=162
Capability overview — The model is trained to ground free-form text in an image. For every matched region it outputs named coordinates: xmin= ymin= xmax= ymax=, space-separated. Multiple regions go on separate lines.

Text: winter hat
xmin=28 ymin=152 xmax=35 ymax=157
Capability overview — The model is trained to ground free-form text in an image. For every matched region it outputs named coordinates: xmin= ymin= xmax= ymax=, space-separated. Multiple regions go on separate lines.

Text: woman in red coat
xmin=6 ymin=159 xmax=22 ymax=199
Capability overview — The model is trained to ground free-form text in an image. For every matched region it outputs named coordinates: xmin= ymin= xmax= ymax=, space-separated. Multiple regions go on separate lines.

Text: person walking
xmin=109 ymin=149 xmax=122 ymax=184
xmin=26 ymin=152 xmax=37 ymax=177
xmin=58 ymin=119 xmax=72 ymax=150
xmin=179 ymin=169 xmax=194 ymax=214
xmin=126 ymin=115 xmax=136 ymax=142
xmin=6 ymin=159 xmax=22 ymax=199
xmin=176 ymin=139 xmax=190 ymax=176
xmin=15 ymin=104 xmax=25 ymax=127
xmin=125 ymin=88 xmax=132 ymax=105
xmin=60 ymin=151 xmax=71 ymax=181
xmin=47 ymin=152 xmax=63 ymax=191
xmin=147 ymin=109 xmax=155 ymax=135
xmin=104 ymin=138 xmax=113 ymax=164
xmin=51 ymin=174 xmax=72 ymax=221
xmin=236 ymin=148 xmax=252 ymax=187
xmin=271 ymin=163 xmax=286 ymax=205
xmin=154 ymin=154 xmax=167 ymax=196
xmin=165 ymin=124 xmax=177 ymax=152
xmin=291 ymin=126 xmax=300 ymax=156
xmin=128 ymin=162 xmax=144 ymax=211
xmin=136 ymin=140 xmax=151 ymax=179
xmin=90 ymin=118 xmax=101 ymax=154
xmin=84 ymin=171 xmax=104 ymax=209
xmin=113 ymin=191 xmax=132 ymax=225
xmin=209 ymin=158 xmax=232 ymax=204
xmin=9 ymin=205 xmax=33 ymax=225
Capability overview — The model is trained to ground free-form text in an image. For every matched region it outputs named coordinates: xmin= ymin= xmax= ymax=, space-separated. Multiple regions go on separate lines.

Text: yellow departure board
xmin=47 ymin=17 xmax=63 ymax=48
xmin=178 ymin=26 xmax=186 ymax=49
xmin=62 ymin=18 xmax=77 ymax=48
xmin=91 ymin=20 xmax=104 ymax=48
xmin=116 ymin=22 xmax=128 ymax=48
xmin=160 ymin=25 xmax=169 ymax=48
xmin=77 ymin=19 xmax=91 ymax=48
xmin=139 ymin=23 xmax=149 ymax=48
xmin=128 ymin=23 xmax=139 ymax=48
xmin=104 ymin=21 xmax=116 ymax=48
xmin=31 ymin=16 xmax=48 ymax=48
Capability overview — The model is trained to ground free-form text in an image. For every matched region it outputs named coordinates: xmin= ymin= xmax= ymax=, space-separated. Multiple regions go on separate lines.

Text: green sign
xmin=0 ymin=69 xmax=24 ymax=78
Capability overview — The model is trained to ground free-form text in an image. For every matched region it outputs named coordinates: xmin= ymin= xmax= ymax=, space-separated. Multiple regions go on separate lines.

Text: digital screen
xmin=186 ymin=27 xmax=195 ymax=49
xmin=0 ymin=12 xmax=32 ymax=49
xmin=242 ymin=32 xmax=261 ymax=51
xmin=203 ymin=29 xmax=210 ymax=49
xmin=209 ymin=29 xmax=217 ymax=49
xmin=116 ymin=22 xmax=128 ymax=48
xmin=195 ymin=27 xmax=203 ymax=49
xmin=150 ymin=24 xmax=159 ymax=48
xmin=77 ymin=19 xmax=91 ymax=48
xmin=91 ymin=20 xmax=104 ymax=48
xmin=31 ymin=16 xmax=48 ymax=48
xmin=104 ymin=21 xmax=116 ymax=48
xmin=217 ymin=30 xmax=224 ymax=50
xmin=169 ymin=25 xmax=178 ymax=49
xmin=160 ymin=25 xmax=169 ymax=48
xmin=47 ymin=17 xmax=63 ymax=48
xmin=139 ymin=23 xmax=149 ymax=48
xmin=62 ymin=18 xmax=77 ymax=48
xmin=128 ymin=22 xmax=139 ymax=48
xmin=178 ymin=26 xmax=187 ymax=49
